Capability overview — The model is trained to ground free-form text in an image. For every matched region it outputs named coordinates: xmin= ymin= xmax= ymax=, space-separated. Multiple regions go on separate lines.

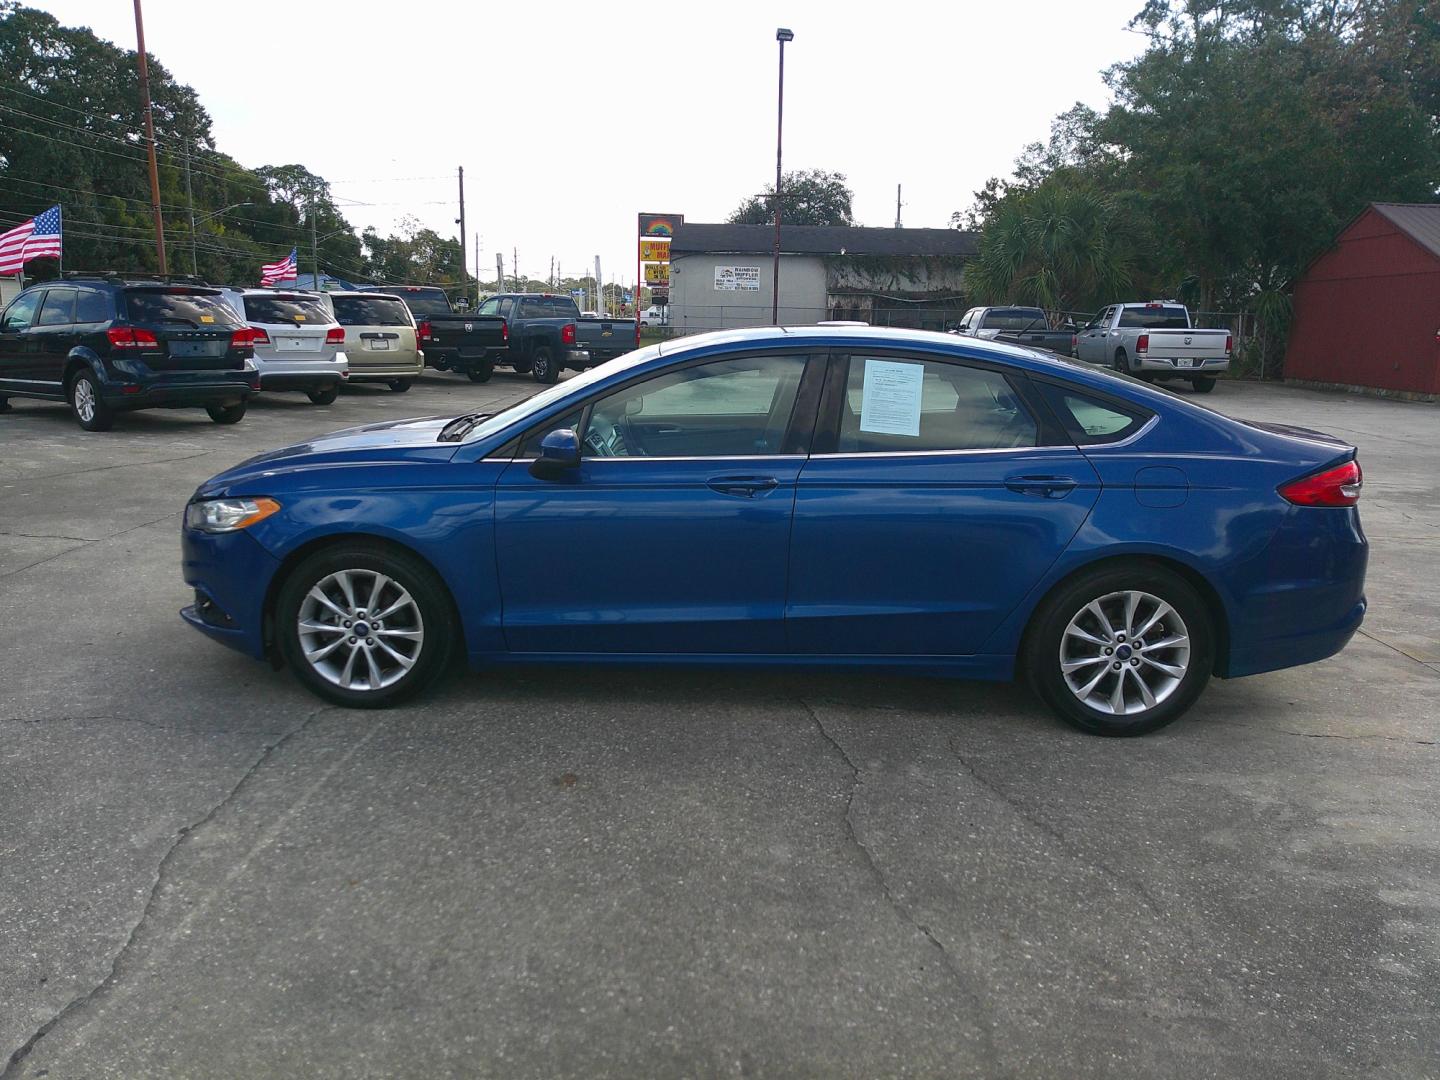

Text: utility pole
xmin=474 ymin=232 xmax=480 ymax=295
xmin=183 ymin=137 xmax=197 ymax=275
xmin=133 ymin=0 xmax=167 ymax=274
xmin=457 ymin=165 xmax=467 ymax=288
xmin=513 ymin=247 xmax=518 ymax=290
xmin=772 ymin=28 xmax=794 ymax=325
xmin=595 ymin=255 xmax=602 ymax=313
xmin=895 ymin=184 xmax=902 ymax=229
xmin=495 ymin=253 xmax=504 ymax=293
xmin=309 ymin=191 xmax=319 ymax=290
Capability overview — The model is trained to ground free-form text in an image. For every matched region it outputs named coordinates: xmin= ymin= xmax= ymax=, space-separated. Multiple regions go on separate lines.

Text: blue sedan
xmin=180 ymin=327 xmax=1367 ymax=735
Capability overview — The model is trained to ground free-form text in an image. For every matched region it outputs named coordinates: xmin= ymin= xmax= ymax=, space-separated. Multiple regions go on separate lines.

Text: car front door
xmin=785 ymin=350 xmax=1101 ymax=656
xmin=0 ymin=290 xmax=43 ymax=392
xmin=31 ymin=287 xmax=78 ymax=389
xmin=493 ymin=349 xmax=821 ymax=654
xmin=1076 ymin=308 xmax=1111 ymax=363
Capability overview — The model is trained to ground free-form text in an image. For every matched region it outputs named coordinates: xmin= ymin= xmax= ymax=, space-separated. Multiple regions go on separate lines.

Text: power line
xmin=0 ymin=84 xmax=187 ymax=147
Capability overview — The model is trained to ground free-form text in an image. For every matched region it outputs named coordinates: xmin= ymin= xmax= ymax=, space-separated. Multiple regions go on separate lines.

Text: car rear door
xmin=785 ymin=349 xmax=1100 ymax=656
xmin=493 ymin=349 xmax=822 ymax=654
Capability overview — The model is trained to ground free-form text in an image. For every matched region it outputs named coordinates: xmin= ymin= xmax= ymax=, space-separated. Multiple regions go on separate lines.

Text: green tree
xmin=963 ymin=180 xmax=1135 ymax=315
xmin=361 ymin=216 xmax=465 ymax=287
xmin=728 ymin=169 xmax=855 ymax=227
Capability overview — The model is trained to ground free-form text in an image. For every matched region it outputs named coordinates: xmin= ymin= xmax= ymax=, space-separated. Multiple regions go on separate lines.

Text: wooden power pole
xmin=133 ymin=0 xmax=167 ymax=274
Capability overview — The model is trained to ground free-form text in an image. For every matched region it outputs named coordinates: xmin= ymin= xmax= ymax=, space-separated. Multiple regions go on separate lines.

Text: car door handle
xmin=1005 ymin=476 xmax=1078 ymax=499
xmin=707 ymin=475 xmax=780 ymax=498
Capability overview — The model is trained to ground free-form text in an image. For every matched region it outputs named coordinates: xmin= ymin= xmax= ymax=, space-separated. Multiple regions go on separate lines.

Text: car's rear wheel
xmin=466 ymin=360 xmax=494 ymax=383
xmin=206 ymin=402 xmax=246 ymax=424
xmin=388 ymin=379 xmax=413 ymax=392
xmin=1025 ymin=564 xmax=1214 ymax=736
xmin=1112 ymin=348 xmax=1129 ymax=376
xmin=276 ymin=543 xmax=456 ymax=708
xmin=307 ymin=385 xmax=339 ymax=405
xmin=1190 ymin=375 xmax=1217 ymax=393
xmin=531 ymin=347 xmax=560 ymax=384
xmin=69 ymin=371 xmax=114 ymax=431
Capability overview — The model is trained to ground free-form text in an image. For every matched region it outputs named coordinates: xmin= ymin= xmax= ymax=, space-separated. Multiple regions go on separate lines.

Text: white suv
xmin=217 ymin=288 xmax=348 ymax=404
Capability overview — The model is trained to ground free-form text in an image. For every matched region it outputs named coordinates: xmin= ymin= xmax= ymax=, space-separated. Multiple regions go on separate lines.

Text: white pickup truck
xmin=1075 ymin=302 xmax=1230 ymax=392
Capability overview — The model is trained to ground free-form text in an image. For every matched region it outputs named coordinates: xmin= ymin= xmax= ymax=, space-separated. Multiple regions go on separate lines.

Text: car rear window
xmin=241 ymin=296 xmax=331 ymax=324
xmin=1118 ymin=305 xmax=1189 ymax=329
xmin=517 ymin=296 xmax=581 ymax=319
xmin=381 ymin=289 xmax=451 ymax=316
xmin=331 ymin=296 xmax=412 ymax=327
xmin=124 ymin=289 xmax=242 ymax=327
xmin=978 ymin=308 xmax=1047 ymax=331
xmin=1035 ymin=382 xmax=1152 ymax=444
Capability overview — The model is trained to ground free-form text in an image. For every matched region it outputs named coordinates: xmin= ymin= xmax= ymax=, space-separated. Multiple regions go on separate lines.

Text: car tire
xmin=69 ymin=370 xmax=114 ymax=431
xmin=466 ymin=360 xmax=494 ymax=384
xmin=276 ymin=542 xmax=457 ymax=709
xmin=1112 ymin=348 xmax=1129 ymax=376
xmin=1190 ymin=376 xmax=1217 ymax=393
xmin=307 ymin=385 xmax=339 ymax=405
xmin=206 ymin=402 xmax=246 ymax=424
xmin=388 ymin=379 xmax=413 ymax=392
xmin=0 ymin=396 xmax=11 ymax=413
xmin=531 ymin=347 xmax=560 ymax=384
xmin=1024 ymin=563 xmax=1214 ymax=736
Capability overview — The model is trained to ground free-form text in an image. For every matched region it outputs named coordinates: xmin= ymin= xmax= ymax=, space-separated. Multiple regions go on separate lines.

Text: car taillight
xmin=1071 ymin=333 xmax=1077 ymax=352
xmin=561 ymin=323 xmax=576 ymax=346
xmin=416 ymin=320 xmax=431 ymax=342
xmin=1136 ymin=333 xmax=1150 ymax=353
xmin=106 ymin=326 xmax=160 ymax=349
xmin=1225 ymin=334 xmax=1233 ymax=354
xmin=325 ymin=327 xmax=345 ymax=345
xmin=229 ymin=326 xmax=261 ymax=348
xmin=1279 ymin=460 xmax=1362 ymax=507
xmin=635 ymin=323 xmax=642 ymax=347
xmin=501 ymin=321 xmax=509 ymax=342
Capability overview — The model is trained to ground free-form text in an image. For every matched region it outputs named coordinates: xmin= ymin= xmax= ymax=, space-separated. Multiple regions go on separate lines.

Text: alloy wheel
xmin=73 ymin=378 xmax=96 ymax=422
xmin=296 ymin=568 xmax=425 ymax=691
xmin=1059 ymin=589 xmax=1190 ymax=716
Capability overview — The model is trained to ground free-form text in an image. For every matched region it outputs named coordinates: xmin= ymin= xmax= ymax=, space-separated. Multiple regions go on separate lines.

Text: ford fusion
xmin=180 ymin=327 xmax=1366 ymax=736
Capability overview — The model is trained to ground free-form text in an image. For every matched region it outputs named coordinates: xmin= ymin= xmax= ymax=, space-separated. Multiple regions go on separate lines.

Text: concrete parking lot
xmin=1 ymin=374 xmax=1436 ymax=1078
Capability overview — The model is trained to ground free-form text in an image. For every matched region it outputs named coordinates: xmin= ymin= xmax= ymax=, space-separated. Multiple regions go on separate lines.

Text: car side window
xmin=581 ymin=353 xmax=807 ymax=458
xmin=74 ymin=290 xmax=110 ymax=324
xmin=1034 ymin=382 xmax=1151 ymax=445
xmin=516 ymin=408 xmax=585 ymax=458
xmin=832 ymin=355 xmax=1037 ymax=453
xmin=36 ymin=289 xmax=77 ymax=327
xmin=1 ymin=291 xmax=42 ymax=332
xmin=476 ymin=297 xmax=501 ymax=316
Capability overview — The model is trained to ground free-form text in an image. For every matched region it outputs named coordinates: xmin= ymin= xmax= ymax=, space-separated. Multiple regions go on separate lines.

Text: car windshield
xmin=461 ymin=344 xmax=664 ymax=444
xmin=332 ymin=296 xmax=412 ymax=326
xmin=383 ymin=289 xmax=451 ymax=316
xmin=124 ymin=289 xmax=242 ymax=327
xmin=979 ymin=308 xmax=1047 ymax=331
xmin=243 ymin=296 xmax=331 ymax=324
xmin=1118 ymin=306 xmax=1189 ymax=329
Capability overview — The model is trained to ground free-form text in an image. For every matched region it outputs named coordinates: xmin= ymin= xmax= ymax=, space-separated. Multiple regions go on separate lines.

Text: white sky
xmin=33 ymin=0 xmax=1144 ymax=288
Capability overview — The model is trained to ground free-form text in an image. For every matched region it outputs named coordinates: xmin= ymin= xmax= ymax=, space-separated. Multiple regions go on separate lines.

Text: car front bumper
xmin=180 ymin=525 xmax=281 ymax=659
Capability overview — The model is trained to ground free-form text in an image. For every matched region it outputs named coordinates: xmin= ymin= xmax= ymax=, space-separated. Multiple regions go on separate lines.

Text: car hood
xmin=195 ymin=416 xmax=460 ymax=495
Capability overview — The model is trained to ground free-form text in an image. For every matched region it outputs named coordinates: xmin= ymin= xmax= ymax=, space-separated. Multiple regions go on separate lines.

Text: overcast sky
xmin=34 ymin=0 xmax=1145 ymax=290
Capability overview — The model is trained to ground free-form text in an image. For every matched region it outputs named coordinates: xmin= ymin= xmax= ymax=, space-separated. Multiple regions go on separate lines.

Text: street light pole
xmin=772 ymin=28 xmax=793 ymax=326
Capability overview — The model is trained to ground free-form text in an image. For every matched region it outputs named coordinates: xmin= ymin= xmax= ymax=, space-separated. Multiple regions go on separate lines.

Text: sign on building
xmin=640 ymin=239 xmax=670 ymax=263
xmin=639 ymin=214 xmax=683 ymax=238
xmin=644 ymin=263 xmax=670 ymax=286
xmin=714 ymin=265 xmax=760 ymax=291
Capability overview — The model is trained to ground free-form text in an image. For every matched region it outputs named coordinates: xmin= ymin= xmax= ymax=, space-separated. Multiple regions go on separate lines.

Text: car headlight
xmin=185 ymin=497 xmax=281 ymax=533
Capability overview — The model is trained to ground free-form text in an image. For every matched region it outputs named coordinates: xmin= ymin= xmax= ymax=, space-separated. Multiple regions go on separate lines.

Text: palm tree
xmin=964 ymin=183 xmax=1133 ymax=317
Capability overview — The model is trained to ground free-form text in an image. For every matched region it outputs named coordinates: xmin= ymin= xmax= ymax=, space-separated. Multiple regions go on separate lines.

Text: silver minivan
xmin=218 ymin=288 xmax=348 ymax=404
xmin=320 ymin=292 xmax=424 ymax=392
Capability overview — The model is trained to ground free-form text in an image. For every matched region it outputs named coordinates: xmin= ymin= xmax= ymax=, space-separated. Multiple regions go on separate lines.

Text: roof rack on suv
xmin=61 ymin=271 xmax=215 ymax=287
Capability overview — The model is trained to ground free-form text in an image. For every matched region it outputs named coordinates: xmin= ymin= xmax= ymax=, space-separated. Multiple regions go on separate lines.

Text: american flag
xmin=0 ymin=206 xmax=63 ymax=275
xmin=260 ymin=247 xmax=298 ymax=286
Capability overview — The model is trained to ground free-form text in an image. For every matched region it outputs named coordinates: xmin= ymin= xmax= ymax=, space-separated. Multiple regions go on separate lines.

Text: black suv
xmin=0 ymin=275 xmax=260 ymax=430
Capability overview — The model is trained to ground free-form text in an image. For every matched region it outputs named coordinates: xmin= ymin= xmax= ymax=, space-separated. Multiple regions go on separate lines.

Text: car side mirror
xmin=528 ymin=428 xmax=581 ymax=479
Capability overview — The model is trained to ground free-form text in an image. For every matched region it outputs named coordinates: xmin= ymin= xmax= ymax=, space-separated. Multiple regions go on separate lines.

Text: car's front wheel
xmin=466 ymin=360 xmax=493 ymax=383
xmin=69 ymin=370 xmax=114 ymax=431
xmin=206 ymin=402 xmax=246 ymax=424
xmin=1190 ymin=375 xmax=1217 ymax=393
xmin=1025 ymin=564 xmax=1213 ymax=736
xmin=388 ymin=379 xmax=413 ymax=392
xmin=307 ymin=385 xmax=339 ymax=405
xmin=276 ymin=543 xmax=457 ymax=708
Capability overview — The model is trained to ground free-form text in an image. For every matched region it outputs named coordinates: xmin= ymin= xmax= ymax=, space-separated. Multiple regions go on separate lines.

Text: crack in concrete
xmin=0 ymin=513 xmax=177 ymax=579
xmin=798 ymin=698 xmax=1000 ymax=1073
xmin=945 ymin=735 xmax=1168 ymax=922
xmin=0 ymin=703 xmax=332 ymax=1078
xmin=1279 ymin=729 xmax=1435 ymax=746
xmin=1356 ymin=628 xmax=1440 ymax=673
xmin=0 ymin=531 xmax=98 ymax=542
xmin=10 ymin=449 xmax=219 ymax=484
xmin=1 ymin=714 xmax=283 ymax=737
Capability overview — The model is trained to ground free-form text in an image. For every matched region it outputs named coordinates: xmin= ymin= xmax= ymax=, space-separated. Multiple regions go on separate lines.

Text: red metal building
xmin=1285 ymin=203 xmax=1440 ymax=397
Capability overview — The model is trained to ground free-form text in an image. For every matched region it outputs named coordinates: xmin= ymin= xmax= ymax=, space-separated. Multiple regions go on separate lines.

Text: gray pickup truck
xmin=475 ymin=293 xmax=636 ymax=383
xmin=952 ymin=306 xmax=1077 ymax=355
xmin=1075 ymin=302 xmax=1230 ymax=392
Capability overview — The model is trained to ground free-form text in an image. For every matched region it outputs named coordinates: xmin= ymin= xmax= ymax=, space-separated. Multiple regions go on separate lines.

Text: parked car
xmin=318 ymin=291 xmax=424 ymax=392
xmin=372 ymin=285 xmax=507 ymax=383
xmin=1075 ymin=302 xmax=1231 ymax=392
xmin=216 ymin=288 xmax=347 ymax=404
xmin=952 ymin=306 xmax=1077 ymax=355
xmin=0 ymin=275 xmax=258 ymax=430
xmin=474 ymin=293 xmax=629 ymax=384
xmin=179 ymin=326 xmax=1367 ymax=737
